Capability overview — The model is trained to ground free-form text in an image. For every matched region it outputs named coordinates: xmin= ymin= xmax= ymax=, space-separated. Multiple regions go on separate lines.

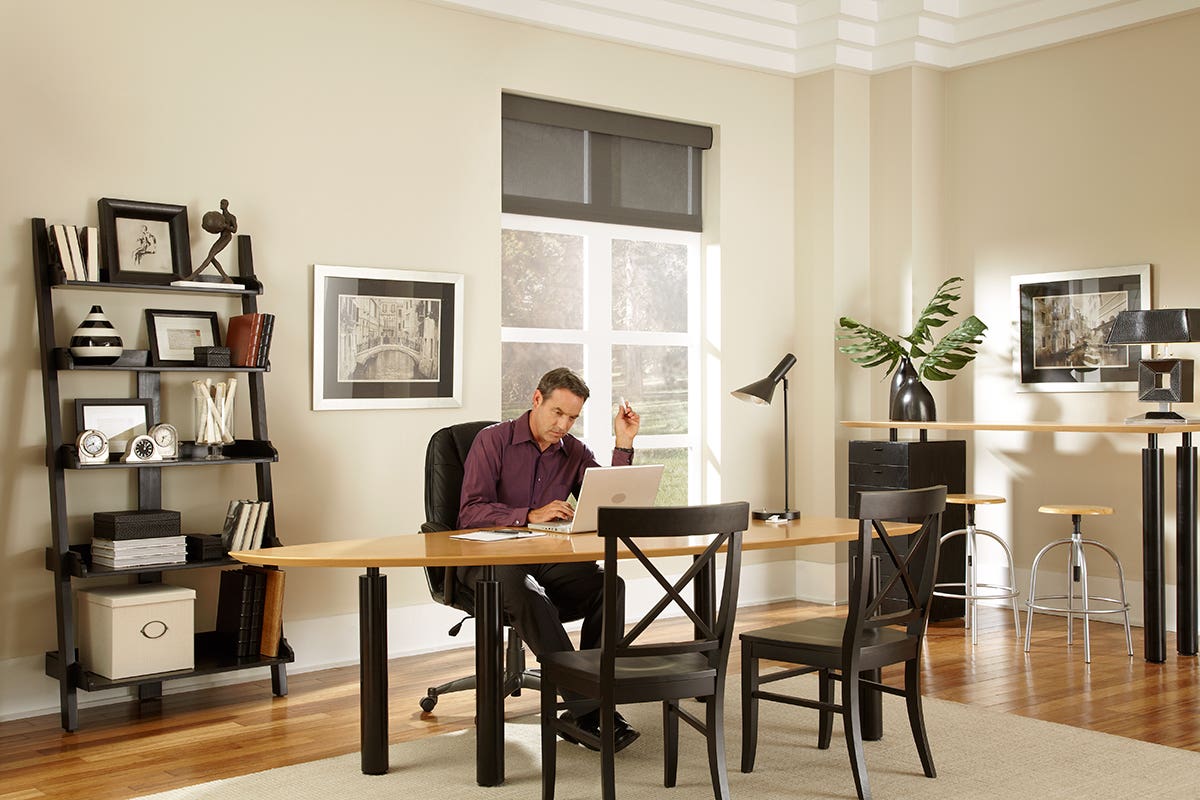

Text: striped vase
xmin=69 ymin=305 xmax=123 ymax=365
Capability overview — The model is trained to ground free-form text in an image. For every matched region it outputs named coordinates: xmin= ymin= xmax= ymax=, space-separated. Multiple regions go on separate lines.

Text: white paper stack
xmin=91 ymin=536 xmax=188 ymax=568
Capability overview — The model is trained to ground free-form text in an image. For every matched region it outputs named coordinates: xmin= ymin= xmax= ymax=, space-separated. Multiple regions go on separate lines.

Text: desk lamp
xmin=1105 ymin=308 xmax=1200 ymax=423
xmin=731 ymin=353 xmax=801 ymax=520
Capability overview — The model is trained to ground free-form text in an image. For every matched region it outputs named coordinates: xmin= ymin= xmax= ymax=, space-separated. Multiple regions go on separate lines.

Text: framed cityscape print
xmin=312 ymin=264 xmax=463 ymax=410
xmin=1012 ymin=264 xmax=1150 ymax=392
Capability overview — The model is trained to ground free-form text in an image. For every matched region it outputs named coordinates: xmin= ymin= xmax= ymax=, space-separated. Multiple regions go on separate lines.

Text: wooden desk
xmin=843 ymin=419 xmax=1200 ymax=663
xmin=234 ymin=515 xmax=904 ymax=785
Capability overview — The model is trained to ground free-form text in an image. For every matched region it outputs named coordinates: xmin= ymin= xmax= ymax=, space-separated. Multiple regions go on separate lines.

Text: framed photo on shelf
xmin=98 ymin=198 xmax=192 ymax=285
xmin=145 ymin=309 xmax=221 ymax=364
xmin=312 ymin=264 xmax=463 ymax=410
xmin=74 ymin=398 xmax=153 ymax=454
xmin=1012 ymin=264 xmax=1151 ymax=392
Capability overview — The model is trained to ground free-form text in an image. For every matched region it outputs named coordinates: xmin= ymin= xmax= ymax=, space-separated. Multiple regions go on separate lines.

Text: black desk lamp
xmin=1105 ymin=308 xmax=1200 ymax=423
xmin=731 ymin=353 xmax=801 ymax=520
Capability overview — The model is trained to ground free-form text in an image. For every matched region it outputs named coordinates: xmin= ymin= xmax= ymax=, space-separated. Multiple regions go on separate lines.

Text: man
xmin=458 ymin=367 xmax=641 ymax=751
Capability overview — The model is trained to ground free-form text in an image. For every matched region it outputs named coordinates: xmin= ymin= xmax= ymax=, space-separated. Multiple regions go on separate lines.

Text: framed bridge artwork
xmin=312 ymin=264 xmax=463 ymax=410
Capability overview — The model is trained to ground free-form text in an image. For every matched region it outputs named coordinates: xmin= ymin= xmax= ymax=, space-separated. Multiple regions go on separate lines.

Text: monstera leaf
xmin=836 ymin=318 xmax=906 ymax=376
xmin=919 ymin=315 xmax=988 ymax=381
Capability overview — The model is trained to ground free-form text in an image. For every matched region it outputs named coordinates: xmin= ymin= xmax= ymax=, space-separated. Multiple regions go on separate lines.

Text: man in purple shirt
xmin=458 ymin=367 xmax=642 ymax=751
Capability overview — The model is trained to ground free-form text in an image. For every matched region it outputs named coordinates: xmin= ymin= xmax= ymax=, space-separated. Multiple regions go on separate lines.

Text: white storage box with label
xmin=78 ymin=584 xmax=196 ymax=679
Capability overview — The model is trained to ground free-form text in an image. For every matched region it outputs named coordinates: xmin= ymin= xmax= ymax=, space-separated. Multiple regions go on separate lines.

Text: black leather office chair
xmin=417 ymin=420 xmax=541 ymax=713
xmin=539 ymin=501 xmax=750 ymax=800
xmin=739 ymin=485 xmax=946 ymax=800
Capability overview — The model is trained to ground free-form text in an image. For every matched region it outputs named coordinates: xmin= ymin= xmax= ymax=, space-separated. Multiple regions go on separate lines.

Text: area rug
xmin=133 ymin=675 xmax=1198 ymax=799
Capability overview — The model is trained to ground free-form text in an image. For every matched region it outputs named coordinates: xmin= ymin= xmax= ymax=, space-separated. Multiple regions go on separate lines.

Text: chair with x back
xmin=539 ymin=501 xmax=750 ymax=800
xmin=739 ymin=485 xmax=946 ymax=800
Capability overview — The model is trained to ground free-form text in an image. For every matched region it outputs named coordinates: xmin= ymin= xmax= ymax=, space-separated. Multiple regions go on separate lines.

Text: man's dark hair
xmin=536 ymin=367 xmax=590 ymax=401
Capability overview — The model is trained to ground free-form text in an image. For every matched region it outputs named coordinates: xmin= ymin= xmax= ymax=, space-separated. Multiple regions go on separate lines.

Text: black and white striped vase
xmin=69 ymin=305 xmax=123 ymax=365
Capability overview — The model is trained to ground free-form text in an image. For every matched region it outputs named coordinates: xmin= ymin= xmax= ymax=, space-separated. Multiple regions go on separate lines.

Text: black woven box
xmin=194 ymin=346 xmax=231 ymax=367
xmin=93 ymin=509 xmax=182 ymax=540
xmin=186 ymin=533 xmax=226 ymax=561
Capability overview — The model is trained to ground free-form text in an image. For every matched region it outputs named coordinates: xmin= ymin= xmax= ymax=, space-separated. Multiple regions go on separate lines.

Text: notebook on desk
xmin=526 ymin=464 xmax=665 ymax=533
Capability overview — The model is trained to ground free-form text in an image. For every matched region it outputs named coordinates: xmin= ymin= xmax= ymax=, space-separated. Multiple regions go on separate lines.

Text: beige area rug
xmin=134 ymin=675 xmax=1198 ymax=800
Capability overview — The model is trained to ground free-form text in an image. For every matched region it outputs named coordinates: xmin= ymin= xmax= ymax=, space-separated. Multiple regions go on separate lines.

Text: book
xmin=237 ymin=502 xmax=262 ymax=551
xmin=65 ymin=225 xmax=86 ymax=282
xmin=82 ymin=226 xmax=100 ymax=281
xmin=228 ymin=501 xmax=255 ymax=552
xmin=244 ymin=565 xmax=286 ymax=657
xmin=256 ymin=314 xmax=275 ymax=368
xmin=48 ymin=224 xmax=76 ymax=281
xmin=226 ymin=313 xmax=265 ymax=367
xmin=219 ymin=500 xmax=243 ymax=551
xmin=247 ymin=500 xmax=270 ymax=549
xmin=169 ymin=279 xmax=244 ymax=290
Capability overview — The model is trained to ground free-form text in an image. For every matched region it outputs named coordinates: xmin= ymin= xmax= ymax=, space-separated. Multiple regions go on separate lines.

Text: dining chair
xmin=739 ymin=485 xmax=946 ymax=800
xmin=539 ymin=501 xmax=750 ymax=800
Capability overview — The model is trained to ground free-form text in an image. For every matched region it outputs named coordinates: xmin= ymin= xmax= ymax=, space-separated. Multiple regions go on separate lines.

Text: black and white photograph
xmin=312 ymin=264 xmax=463 ymax=410
xmin=145 ymin=309 xmax=221 ymax=364
xmin=1012 ymin=265 xmax=1150 ymax=391
xmin=97 ymin=198 xmax=192 ymax=285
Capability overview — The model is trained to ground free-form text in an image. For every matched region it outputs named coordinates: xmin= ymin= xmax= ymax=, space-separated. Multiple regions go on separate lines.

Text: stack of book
xmin=220 ymin=499 xmax=271 ymax=552
xmin=47 ymin=223 xmax=100 ymax=282
xmin=215 ymin=566 xmax=286 ymax=658
xmin=91 ymin=509 xmax=187 ymax=568
xmin=226 ymin=312 xmax=276 ymax=368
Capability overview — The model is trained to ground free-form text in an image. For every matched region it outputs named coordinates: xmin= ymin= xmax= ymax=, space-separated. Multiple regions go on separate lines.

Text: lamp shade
xmin=731 ymin=353 xmax=796 ymax=405
xmin=1106 ymin=309 xmax=1200 ymax=345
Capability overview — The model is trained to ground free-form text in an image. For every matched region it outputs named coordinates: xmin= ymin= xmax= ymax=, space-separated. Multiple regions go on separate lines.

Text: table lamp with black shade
xmin=731 ymin=353 xmax=801 ymax=520
xmin=1105 ymin=308 xmax=1200 ymax=423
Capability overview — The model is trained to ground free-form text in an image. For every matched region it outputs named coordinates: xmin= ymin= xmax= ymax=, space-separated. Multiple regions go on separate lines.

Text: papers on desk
xmin=450 ymin=529 xmax=547 ymax=542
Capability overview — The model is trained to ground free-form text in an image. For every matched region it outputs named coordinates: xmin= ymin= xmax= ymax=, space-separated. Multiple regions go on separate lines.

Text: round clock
xmin=76 ymin=428 xmax=109 ymax=465
xmin=121 ymin=433 xmax=162 ymax=463
xmin=149 ymin=423 xmax=179 ymax=459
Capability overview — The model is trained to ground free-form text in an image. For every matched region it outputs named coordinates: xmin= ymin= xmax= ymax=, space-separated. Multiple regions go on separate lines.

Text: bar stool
xmin=932 ymin=494 xmax=1021 ymax=644
xmin=1024 ymin=505 xmax=1134 ymax=663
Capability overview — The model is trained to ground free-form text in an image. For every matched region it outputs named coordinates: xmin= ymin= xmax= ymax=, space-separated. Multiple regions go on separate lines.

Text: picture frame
xmin=312 ymin=264 xmax=463 ymax=410
xmin=74 ymin=398 xmax=154 ymax=454
xmin=1012 ymin=264 xmax=1151 ymax=392
xmin=145 ymin=309 xmax=221 ymax=364
xmin=98 ymin=198 xmax=192 ymax=285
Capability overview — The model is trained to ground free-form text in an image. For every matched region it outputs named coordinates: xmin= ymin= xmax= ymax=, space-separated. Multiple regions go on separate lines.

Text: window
xmin=501 ymin=214 xmax=700 ymax=504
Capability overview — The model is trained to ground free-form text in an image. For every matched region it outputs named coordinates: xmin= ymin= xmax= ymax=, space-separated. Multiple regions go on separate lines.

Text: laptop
xmin=526 ymin=464 xmax=665 ymax=533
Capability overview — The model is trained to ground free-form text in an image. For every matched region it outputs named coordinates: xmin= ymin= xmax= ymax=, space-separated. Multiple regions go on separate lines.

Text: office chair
xmin=539 ymin=501 xmax=750 ymax=800
xmin=417 ymin=420 xmax=542 ymax=712
xmin=740 ymin=486 xmax=946 ymax=800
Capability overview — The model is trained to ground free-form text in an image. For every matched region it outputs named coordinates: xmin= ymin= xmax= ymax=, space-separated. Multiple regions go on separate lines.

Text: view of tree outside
xmin=501 ymin=214 xmax=699 ymax=505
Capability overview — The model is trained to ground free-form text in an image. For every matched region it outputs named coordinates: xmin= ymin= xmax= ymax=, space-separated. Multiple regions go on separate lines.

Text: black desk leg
xmin=1144 ymin=437 xmax=1167 ymax=663
xmin=360 ymin=567 xmax=389 ymax=775
xmin=475 ymin=565 xmax=504 ymax=786
xmin=1178 ymin=433 xmax=1198 ymax=656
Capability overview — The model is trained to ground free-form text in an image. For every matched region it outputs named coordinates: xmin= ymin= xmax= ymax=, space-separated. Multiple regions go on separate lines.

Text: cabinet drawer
xmin=850 ymin=463 xmax=909 ymax=487
xmin=848 ymin=441 xmax=910 ymax=466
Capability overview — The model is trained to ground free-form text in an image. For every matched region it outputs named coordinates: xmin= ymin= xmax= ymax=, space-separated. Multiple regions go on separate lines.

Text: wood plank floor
xmin=3 ymin=601 xmax=1199 ymax=800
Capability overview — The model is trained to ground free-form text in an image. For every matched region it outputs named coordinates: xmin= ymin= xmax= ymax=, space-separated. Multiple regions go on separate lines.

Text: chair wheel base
xmin=419 ymin=692 xmax=438 ymax=713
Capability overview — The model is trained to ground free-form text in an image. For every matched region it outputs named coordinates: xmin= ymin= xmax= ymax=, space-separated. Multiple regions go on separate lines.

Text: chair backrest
xmin=596 ymin=502 xmax=751 ymax=681
xmin=846 ymin=485 xmax=947 ymax=652
xmin=420 ymin=420 xmax=497 ymax=607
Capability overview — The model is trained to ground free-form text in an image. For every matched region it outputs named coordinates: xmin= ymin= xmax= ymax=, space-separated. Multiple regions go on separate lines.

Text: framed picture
xmin=312 ymin=264 xmax=463 ymax=410
xmin=1012 ymin=265 xmax=1151 ymax=392
xmin=98 ymin=198 xmax=192 ymax=285
xmin=145 ymin=309 xmax=221 ymax=364
xmin=75 ymin=398 xmax=153 ymax=454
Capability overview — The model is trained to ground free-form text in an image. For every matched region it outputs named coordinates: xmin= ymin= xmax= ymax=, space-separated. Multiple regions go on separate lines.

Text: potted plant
xmin=836 ymin=276 xmax=987 ymax=421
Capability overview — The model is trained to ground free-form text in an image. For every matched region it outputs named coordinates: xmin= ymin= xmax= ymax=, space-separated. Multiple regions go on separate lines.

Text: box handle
xmin=141 ymin=620 xmax=169 ymax=639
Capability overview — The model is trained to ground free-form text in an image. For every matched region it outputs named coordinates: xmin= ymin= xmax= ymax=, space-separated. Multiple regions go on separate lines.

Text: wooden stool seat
xmin=1038 ymin=504 xmax=1113 ymax=516
xmin=946 ymin=493 xmax=1006 ymax=506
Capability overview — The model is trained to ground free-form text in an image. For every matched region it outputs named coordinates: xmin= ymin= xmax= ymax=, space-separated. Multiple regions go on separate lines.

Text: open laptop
xmin=526 ymin=464 xmax=665 ymax=533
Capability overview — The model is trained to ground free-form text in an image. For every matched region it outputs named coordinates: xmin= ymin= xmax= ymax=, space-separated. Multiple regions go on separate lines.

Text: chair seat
xmin=541 ymin=649 xmax=715 ymax=701
xmin=741 ymin=616 xmax=916 ymax=670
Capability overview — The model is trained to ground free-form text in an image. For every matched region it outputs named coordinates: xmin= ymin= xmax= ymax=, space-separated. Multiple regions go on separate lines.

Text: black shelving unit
xmin=31 ymin=218 xmax=292 ymax=731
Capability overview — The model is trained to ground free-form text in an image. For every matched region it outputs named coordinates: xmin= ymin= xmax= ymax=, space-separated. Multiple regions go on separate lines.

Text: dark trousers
xmin=457 ymin=561 xmax=622 ymax=715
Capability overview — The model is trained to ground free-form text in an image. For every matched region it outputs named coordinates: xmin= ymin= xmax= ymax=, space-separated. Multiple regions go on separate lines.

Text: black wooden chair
xmin=739 ymin=485 xmax=946 ymax=800
xmin=539 ymin=501 xmax=750 ymax=800
xmin=417 ymin=420 xmax=541 ymax=712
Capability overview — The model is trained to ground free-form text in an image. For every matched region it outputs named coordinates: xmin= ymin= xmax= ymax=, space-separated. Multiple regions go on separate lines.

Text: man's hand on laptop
xmin=529 ymin=500 xmax=576 ymax=523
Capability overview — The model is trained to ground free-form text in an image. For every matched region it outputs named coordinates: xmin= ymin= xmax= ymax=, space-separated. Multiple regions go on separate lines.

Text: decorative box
xmin=194 ymin=346 xmax=231 ymax=367
xmin=77 ymin=584 xmax=196 ymax=679
xmin=186 ymin=533 xmax=226 ymax=561
xmin=93 ymin=509 xmax=182 ymax=540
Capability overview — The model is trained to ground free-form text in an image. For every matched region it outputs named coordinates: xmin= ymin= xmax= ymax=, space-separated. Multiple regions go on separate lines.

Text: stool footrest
xmin=1026 ymin=596 xmax=1130 ymax=616
xmin=934 ymin=582 xmax=1020 ymax=601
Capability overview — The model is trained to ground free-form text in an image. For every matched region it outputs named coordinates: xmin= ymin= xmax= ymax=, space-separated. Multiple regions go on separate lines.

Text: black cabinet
xmin=847 ymin=439 xmax=965 ymax=621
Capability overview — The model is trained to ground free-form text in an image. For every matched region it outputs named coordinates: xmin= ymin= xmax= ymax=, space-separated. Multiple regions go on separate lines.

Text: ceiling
xmin=422 ymin=0 xmax=1200 ymax=75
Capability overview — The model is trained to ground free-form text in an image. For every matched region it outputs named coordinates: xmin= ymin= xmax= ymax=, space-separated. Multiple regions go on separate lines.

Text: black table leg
xmin=360 ymin=567 xmax=389 ymax=775
xmin=1178 ymin=433 xmax=1198 ymax=656
xmin=475 ymin=565 xmax=504 ymax=786
xmin=1144 ymin=435 xmax=1167 ymax=663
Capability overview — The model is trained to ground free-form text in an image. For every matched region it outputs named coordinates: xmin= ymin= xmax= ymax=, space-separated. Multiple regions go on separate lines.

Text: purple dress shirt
xmin=458 ymin=411 xmax=633 ymax=528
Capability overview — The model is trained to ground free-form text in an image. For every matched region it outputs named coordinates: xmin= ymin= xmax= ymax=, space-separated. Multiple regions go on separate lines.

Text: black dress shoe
xmin=558 ymin=709 xmax=641 ymax=752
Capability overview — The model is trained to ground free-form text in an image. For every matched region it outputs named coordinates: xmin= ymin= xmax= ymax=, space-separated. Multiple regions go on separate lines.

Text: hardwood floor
xmin=3 ymin=601 xmax=1199 ymax=800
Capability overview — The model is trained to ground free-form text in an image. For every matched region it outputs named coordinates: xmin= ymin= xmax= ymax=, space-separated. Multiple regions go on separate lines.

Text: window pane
xmin=501 ymin=342 xmax=584 ymax=423
xmin=612 ymin=345 xmax=688 ymax=435
xmin=611 ymin=239 xmax=688 ymax=332
xmin=638 ymin=447 xmax=690 ymax=505
xmin=502 ymin=119 xmax=586 ymax=203
xmin=616 ymin=138 xmax=690 ymax=214
xmin=501 ymin=229 xmax=585 ymax=330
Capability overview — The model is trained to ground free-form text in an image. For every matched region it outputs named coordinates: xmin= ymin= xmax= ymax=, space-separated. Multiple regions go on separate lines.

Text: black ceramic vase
xmin=889 ymin=356 xmax=936 ymax=422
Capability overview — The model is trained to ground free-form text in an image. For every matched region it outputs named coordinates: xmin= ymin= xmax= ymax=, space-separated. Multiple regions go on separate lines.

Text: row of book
xmin=91 ymin=536 xmax=188 ymax=568
xmin=221 ymin=499 xmax=272 ymax=553
xmin=48 ymin=223 xmax=100 ymax=282
xmin=215 ymin=566 xmax=286 ymax=658
xmin=226 ymin=312 xmax=276 ymax=368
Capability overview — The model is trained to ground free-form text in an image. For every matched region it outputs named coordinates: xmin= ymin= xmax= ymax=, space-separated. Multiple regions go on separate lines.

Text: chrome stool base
xmin=933 ymin=498 xmax=1021 ymax=645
